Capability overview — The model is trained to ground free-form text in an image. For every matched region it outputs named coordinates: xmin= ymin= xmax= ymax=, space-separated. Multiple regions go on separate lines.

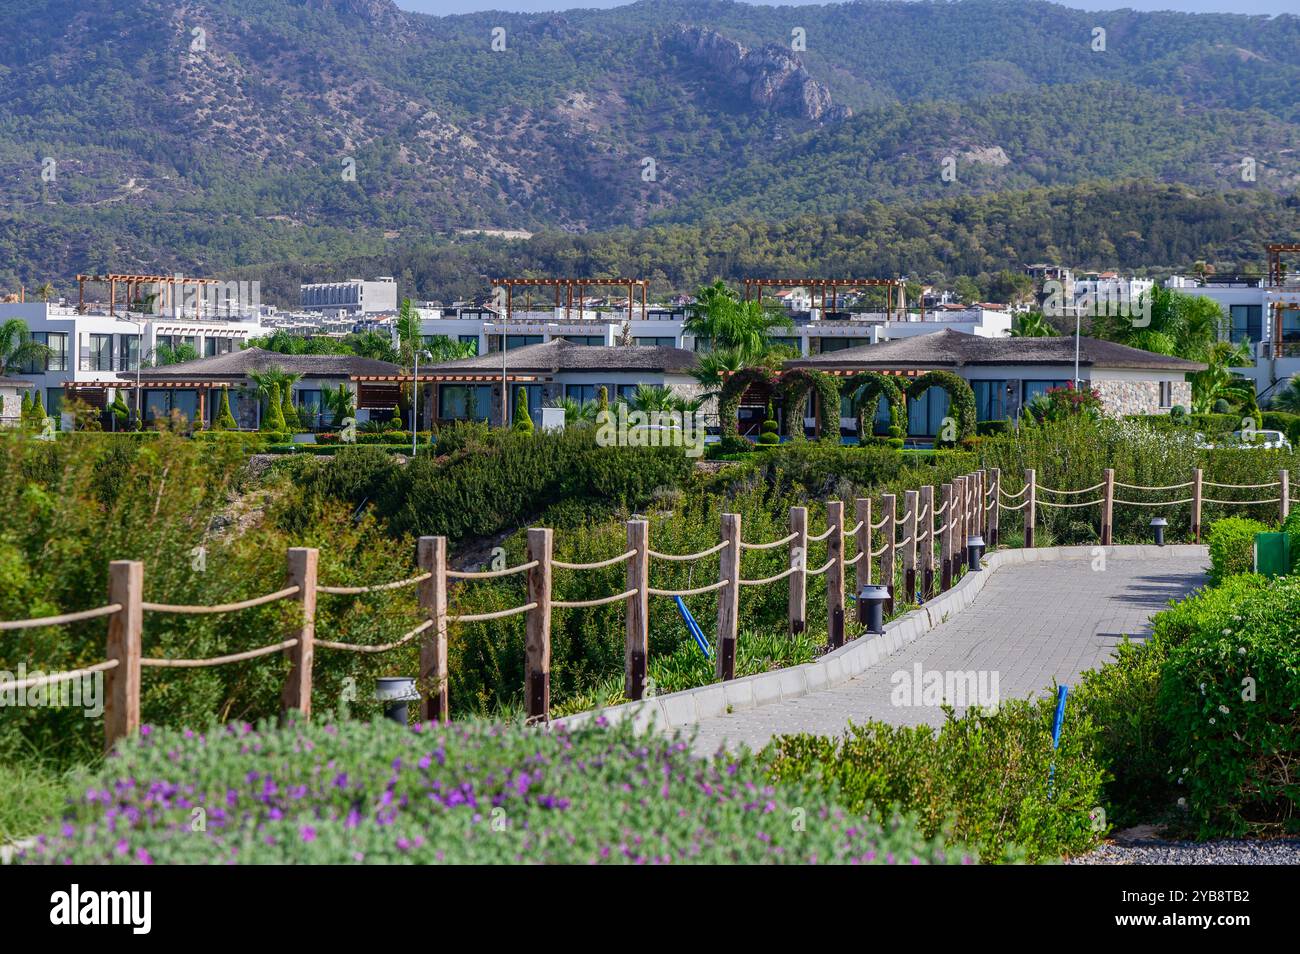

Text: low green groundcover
xmin=22 ymin=717 xmax=976 ymax=865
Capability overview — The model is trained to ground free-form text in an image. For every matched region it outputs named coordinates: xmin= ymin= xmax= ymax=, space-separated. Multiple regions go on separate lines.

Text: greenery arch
xmin=842 ymin=372 xmax=908 ymax=441
xmin=717 ymin=366 xmax=781 ymax=439
xmin=905 ymin=371 xmax=977 ymax=445
xmin=776 ymin=369 xmax=841 ymax=439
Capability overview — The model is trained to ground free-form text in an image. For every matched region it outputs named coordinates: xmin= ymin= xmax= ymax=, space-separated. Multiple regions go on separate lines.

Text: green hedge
xmin=1261 ymin=411 xmax=1300 ymax=446
xmin=1206 ymin=516 xmax=1269 ymax=585
xmin=1158 ymin=576 xmax=1300 ymax=836
xmin=763 ymin=696 xmax=1105 ymax=862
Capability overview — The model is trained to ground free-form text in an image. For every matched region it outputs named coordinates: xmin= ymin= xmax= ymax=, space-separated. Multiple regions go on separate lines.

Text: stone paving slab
xmin=688 ymin=553 xmax=1207 ymax=754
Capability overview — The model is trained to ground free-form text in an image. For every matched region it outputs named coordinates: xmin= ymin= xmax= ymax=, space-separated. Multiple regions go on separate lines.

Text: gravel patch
xmin=1070 ymin=839 xmax=1300 ymax=865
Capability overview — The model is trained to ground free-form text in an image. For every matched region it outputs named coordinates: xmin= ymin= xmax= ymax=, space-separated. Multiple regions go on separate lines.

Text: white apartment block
xmin=0 ymin=300 xmax=263 ymax=423
xmin=299 ymin=277 xmax=398 ymax=316
xmin=414 ymin=303 xmax=1011 ymax=359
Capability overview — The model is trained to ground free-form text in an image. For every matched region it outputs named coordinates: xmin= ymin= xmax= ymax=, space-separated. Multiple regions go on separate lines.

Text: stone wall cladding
xmin=1094 ymin=379 xmax=1175 ymax=417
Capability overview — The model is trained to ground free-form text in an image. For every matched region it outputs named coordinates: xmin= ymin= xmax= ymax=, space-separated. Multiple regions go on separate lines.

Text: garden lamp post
xmin=966 ymin=533 xmax=985 ymax=572
xmin=858 ymin=584 xmax=890 ymax=635
xmin=411 ymin=346 xmax=429 ymax=457
xmin=1150 ymin=517 xmax=1168 ymax=547
xmin=375 ymin=677 xmax=419 ymax=725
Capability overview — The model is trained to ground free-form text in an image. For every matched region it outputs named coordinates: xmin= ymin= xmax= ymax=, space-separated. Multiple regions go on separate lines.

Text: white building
xmin=414 ymin=302 xmax=1011 ymax=360
xmin=299 ymin=277 xmax=398 ymax=317
xmin=0 ymin=300 xmax=263 ymax=424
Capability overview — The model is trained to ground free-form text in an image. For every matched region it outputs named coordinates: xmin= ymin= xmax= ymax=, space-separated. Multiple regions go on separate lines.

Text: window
xmin=818 ymin=338 xmax=872 ymax=353
xmin=457 ymin=335 xmax=480 ymax=354
xmin=204 ymin=337 xmax=233 ymax=358
xmin=298 ymin=389 xmax=323 ymax=429
xmin=616 ymin=384 xmax=638 ymax=403
xmin=1283 ymin=309 xmax=1300 ymax=343
xmin=438 ymin=384 xmax=491 ymax=421
xmin=486 ymin=334 xmax=543 ymax=352
xmin=907 ymin=387 xmax=951 ymax=437
xmin=45 ymin=332 xmax=68 ymax=372
xmin=85 ymin=334 xmax=114 ymax=371
xmin=768 ymin=336 xmax=800 ymax=353
xmin=972 ymin=380 xmax=1008 ymax=421
xmin=45 ymin=388 xmax=62 ymax=419
xmin=1023 ymin=380 xmax=1071 ymax=404
xmin=634 ymin=336 xmax=677 ymax=348
xmin=20 ymin=333 xmax=48 ymax=373
xmin=566 ymin=384 xmax=598 ymax=405
xmin=559 ymin=335 xmax=606 ymax=346
xmin=1159 ymin=381 xmax=1173 ymax=409
xmin=119 ymin=335 xmax=140 ymax=373
xmin=1229 ymin=305 xmax=1262 ymax=344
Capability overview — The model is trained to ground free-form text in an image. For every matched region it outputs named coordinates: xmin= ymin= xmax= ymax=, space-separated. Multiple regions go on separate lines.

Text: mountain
xmin=0 ymin=0 xmax=1297 ymax=290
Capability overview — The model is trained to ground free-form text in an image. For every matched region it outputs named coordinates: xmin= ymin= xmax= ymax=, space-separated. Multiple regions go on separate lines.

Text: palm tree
xmin=33 ymin=282 xmax=56 ymax=303
xmin=1092 ymin=286 xmax=1226 ymax=362
xmin=1270 ymin=374 xmax=1300 ymax=414
xmin=249 ymin=366 xmax=302 ymax=423
xmin=151 ymin=342 xmax=199 ymax=366
xmin=688 ymin=347 xmax=746 ymax=400
xmin=683 ymin=280 xmax=793 ymax=359
xmin=548 ymin=396 xmax=598 ymax=426
xmin=0 ymin=318 xmax=51 ymax=376
xmin=1190 ymin=340 xmax=1255 ymax=413
xmin=1010 ymin=312 xmax=1057 ymax=337
xmin=322 ymin=384 xmax=355 ymax=428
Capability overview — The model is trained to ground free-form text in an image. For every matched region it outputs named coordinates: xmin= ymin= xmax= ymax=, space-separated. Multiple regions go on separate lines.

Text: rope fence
xmin=1 ymin=466 xmax=1285 ymax=750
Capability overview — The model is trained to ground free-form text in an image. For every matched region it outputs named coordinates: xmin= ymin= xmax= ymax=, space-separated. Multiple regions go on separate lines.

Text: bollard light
xmin=858 ymin=584 xmax=890 ymax=635
xmin=1150 ymin=516 xmax=1168 ymax=547
xmin=375 ymin=676 xmax=419 ymax=725
xmin=966 ymin=534 xmax=985 ymax=572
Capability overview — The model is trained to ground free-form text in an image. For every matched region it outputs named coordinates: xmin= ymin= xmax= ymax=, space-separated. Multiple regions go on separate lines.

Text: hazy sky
xmin=395 ymin=0 xmax=1297 ymax=16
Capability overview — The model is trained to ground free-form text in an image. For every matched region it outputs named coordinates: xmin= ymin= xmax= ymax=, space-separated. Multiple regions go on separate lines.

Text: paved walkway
xmin=692 ymin=554 xmax=1208 ymax=753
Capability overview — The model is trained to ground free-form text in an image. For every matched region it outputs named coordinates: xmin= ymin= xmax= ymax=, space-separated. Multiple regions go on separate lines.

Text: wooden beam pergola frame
xmin=1271 ymin=301 xmax=1300 ymax=358
xmin=743 ymin=278 xmax=909 ymax=321
xmin=1266 ymin=244 xmax=1300 ymax=288
xmin=75 ymin=273 xmax=228 ymax=319
xmin=489 ymin=277 xmax=649 ymax=323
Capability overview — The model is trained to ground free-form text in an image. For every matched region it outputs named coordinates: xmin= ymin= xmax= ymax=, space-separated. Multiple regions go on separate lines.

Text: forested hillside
xmin=0 ymin=0 xmax=1297 ymax=289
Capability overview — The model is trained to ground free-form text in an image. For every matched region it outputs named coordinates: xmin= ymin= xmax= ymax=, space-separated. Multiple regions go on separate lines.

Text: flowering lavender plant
xmin=23 ymin=717 xmax=974 ymax=865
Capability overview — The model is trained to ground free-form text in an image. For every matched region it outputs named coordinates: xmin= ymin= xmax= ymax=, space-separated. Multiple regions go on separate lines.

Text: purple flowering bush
xmin=22 ymin=717 xmax=975 ymax=864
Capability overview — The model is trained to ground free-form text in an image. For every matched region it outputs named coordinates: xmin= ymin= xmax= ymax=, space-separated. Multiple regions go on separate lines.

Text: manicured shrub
xmin=23 ymin=717 xmax=977 ymax=865
xmin=976 ymin=420 xmax=1010 ymax=437
xmin=512 ymin=387 xmax=534 ymax=433
xmin=261 ymin=382 xmax=287 ymax=432
xmin=1158 ymin=576 xmax=1300 ymax=836
xmin=1206 ymin=516 xmax=1269 ymax=585
xmin=763 ymin=696 xmax=1105 ymax=863
xmin=213 ymin=388 xmax=237 ymax=430
xmin=280 ymin=385 xmax=302 ymax=432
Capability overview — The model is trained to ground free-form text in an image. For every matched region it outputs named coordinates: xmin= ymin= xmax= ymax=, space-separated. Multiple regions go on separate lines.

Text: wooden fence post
xmin=920 ymin=484 xmax=934 ymax=600
xmin=988 ymin=468 xmax=1000 ymax=548
xmin=418 ymin=536 xmax=449 ymax=722
xmin=1192 ymin=468 xmax=1203 ymax=543
xmin=1281 ymin=470 xmax=1290 ymax=522
xmin=525 ymin=528 xmax=553 ymax=722
xmin=789 ymin=506 xmax=807 ymax=636
xmin=881 ymin=493 xmax=897 ymax=615
xmin=940 ymin=483 xmax=954 ymax=592
xmin=625 ymin=519 xmax=649 ymax=700
xmin=104 ymin=559 xmax=143 ymax=753
xmin=717 ymin=514 xmax=741 ymax=680
xmin=854 ymin=498 xmax=871 ymax=623
xmin=1024 ymin=469 xmax=1036 ymax=548
xmin=1101 ymin=468 xmax=1115 ymax=546
xmin=952 ymin=476 xmax=966 ymax=578
xmin=902 ymin=490 xmax=918 ymax=604
xmin=827 ymin=501 xmax=845 ymax=649
xmin=282 ymin=547 xmax=317 ymax=719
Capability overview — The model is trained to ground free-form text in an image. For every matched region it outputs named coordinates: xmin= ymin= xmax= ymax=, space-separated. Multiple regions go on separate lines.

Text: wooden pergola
xmin=743 ymin=278 xmax=908 ymax=320
xmin=1265 ymin=244 xmax=1300 ymax=287
xmin=75 ymin=273 xmax=227 ymax=318
xmin=67 ymin=379 xmax=231 ymax=425
xmin=489 ymin=278 xmax=649 ymax=322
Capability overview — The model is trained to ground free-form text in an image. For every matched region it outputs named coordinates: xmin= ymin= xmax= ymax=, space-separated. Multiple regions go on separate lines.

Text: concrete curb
xmin=555 ymin=543 xmax=1208 ymax=735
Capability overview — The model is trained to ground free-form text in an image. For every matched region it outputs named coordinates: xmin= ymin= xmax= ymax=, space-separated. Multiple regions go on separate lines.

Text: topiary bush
xmin=512 ymin=387 xmax=534 ymax=433
xmin=1206 ymin=516 xmax=1270 ymax=585
xmin=261 ymin=382 xmax=287 ymax=432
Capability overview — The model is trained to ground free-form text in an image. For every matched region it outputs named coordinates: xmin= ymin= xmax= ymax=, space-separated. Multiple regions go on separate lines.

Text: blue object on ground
xmin=674 ymin=596 xmax=712 ymax=658
xmin=1048 ymin=684 xmax=1069 ymax=798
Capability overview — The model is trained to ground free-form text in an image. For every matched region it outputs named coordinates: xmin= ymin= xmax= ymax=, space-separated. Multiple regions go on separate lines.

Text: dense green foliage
xmin=764 ymin=697 xmax=1105 ymax=863
xmin=1206 ymin=516 xmax=1270 ymax=585
xmin=4 ymin=0 xmax=1299 ymax=292
xmin=22 ymin=717 xmax=976 ymax=865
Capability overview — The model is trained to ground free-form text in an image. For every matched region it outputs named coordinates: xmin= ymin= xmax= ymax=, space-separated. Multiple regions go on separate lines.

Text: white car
xmin=1229 ymin=429 xmax=1291 ymax=450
